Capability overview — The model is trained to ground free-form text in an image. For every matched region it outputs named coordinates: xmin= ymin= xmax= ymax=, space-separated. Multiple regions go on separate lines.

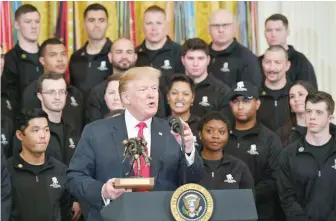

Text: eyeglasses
xmin=41 ymin=90 xmax=68 ymax=97
xmin=209 ymin=23 xmax=233 ymax=29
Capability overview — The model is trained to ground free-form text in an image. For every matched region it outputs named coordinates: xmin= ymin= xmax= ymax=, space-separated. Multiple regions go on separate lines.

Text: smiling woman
xmin=167 ymin=74 xmax=201 ymax=149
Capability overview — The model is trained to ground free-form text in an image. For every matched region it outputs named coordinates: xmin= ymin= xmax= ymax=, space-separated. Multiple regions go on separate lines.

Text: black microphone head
xmin=168 ymin=116 xmax=182 ymax=133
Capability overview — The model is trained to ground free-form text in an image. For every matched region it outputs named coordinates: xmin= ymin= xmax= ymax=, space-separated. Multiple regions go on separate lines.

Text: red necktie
xmin=133 ymin=122 xmax=150 ymax=178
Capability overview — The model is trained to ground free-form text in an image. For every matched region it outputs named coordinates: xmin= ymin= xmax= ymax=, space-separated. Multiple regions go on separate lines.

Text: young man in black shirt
xmin=226 ymin=81 xmax=283 ymax=221
xmin=258 ymin=45 xmax=292 ymax=132
xmin=7 ymin=108 xmax=72 ymax=221
xmin=22 ymin=38 xmax=84 ymax=133
xmin=38 ymin=73 xmax=82 ymax=220
xmin=135 ymin=5 xmax=184 ymax=95
xmin=34 ymin=73 xmax=80 ymax=166
xmin=69 ymin=3 xmax=112 ymax=99
xmin=2 ymin=5 xmax=44 ymax=104
xmin=260 ymin=14 xmax=317 ymax=88
xmin=182 ymin=38 xmax=231 ymax=118
xmin=207 ymin=9 xmax=262 ymax=88
xmin=278 ymin=91 xmax=336 ymax=221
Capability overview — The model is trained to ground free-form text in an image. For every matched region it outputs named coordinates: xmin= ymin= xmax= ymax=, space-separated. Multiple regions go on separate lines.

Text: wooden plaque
xmin=114 ymin=177 xmax=155 ymax=191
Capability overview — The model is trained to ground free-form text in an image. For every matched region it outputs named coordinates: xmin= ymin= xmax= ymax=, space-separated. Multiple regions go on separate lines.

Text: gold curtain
xmin=22 ymin=1 xmax=238 ymax=47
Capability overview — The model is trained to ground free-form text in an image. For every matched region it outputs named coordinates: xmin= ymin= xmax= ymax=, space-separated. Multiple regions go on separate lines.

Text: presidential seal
xmin=170 ymin=183 xmax=214 ymax=221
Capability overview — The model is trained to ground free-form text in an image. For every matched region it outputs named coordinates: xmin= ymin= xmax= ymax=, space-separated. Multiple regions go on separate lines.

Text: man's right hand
xmin=101 ymin=178 xmax=132 ymax=200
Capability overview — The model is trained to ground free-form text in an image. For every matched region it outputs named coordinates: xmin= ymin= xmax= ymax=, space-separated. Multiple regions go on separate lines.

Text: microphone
xmin=168 ymin=116 xmax=187 ymax=185
xmin=168 ymin=116 xmax=183 ymax=134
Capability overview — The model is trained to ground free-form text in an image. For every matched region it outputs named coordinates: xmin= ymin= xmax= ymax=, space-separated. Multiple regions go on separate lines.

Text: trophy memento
xmin=114 ymin=137 xmax=155 ymax=191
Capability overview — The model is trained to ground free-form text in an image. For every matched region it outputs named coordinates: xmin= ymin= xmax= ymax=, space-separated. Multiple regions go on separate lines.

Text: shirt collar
xmin=124 ymin=109 xmax=152 ymax=130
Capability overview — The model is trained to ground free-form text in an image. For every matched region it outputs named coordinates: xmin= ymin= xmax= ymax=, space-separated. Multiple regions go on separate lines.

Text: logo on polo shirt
xmin=331 ymin=159 xmax=336 ymax=170
xmin=50 ymin=177 xmax=61 ymax=188
xmin=234 ymin=81 xmax=247 ymax=92
xmin=224 ymin=174 xmax=236 ymax=183
xmin=98 ymin=61 xmax=108 ymax=71
xmin=70 ymin=96 xmax=78 ymax=107
xmin=247 ymin=144 xmax=259 ymax=155
xmin=161 ymin=60 xmax=172 ymax=70
xmin=193 ymin=136 xmax=199 ymax=146
xmin=199 ymin=96 xmax=210 ymax=107
xmin=69 ymin=138 xmax=76 ymax=149
xmin=1 ymin=134 xmax=8 ymax=145
xmin=220 ymin=62 xmax=230 ymax=72
xmin=6 ymin=100 xmax=12 ymax=110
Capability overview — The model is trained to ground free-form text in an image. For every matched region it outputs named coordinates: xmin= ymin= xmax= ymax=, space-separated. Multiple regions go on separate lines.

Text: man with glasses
xmin=207 ymin=9 xmax=262 ymax=88
xmin=12 ymin=73 xmax=82 ymax=221
xmin=22 ymin=38 xmax=84 ymax=134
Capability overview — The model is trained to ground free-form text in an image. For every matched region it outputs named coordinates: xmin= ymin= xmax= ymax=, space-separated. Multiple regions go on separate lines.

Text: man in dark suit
xmin=66 ymin=66 xmax=203 ymax=221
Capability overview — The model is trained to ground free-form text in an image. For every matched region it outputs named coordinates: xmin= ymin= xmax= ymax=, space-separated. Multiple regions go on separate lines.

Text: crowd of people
xmin=1 ymin=3 xmax=335 ymax=221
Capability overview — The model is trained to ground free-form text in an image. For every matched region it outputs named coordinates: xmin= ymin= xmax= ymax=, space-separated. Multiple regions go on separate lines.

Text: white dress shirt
xmin=102 ymin=109 xmax=196 ymax=205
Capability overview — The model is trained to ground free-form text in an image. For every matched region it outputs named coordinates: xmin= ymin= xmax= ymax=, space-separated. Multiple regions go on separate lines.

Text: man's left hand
xmin=72 ymin=202 xmax=81 ymax=221
xmin=170 ymin=118 xmax=194 ymax=153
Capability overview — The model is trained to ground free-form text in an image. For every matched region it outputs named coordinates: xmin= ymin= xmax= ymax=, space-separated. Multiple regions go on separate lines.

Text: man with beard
xmin=21 ymin=38 xmax=84 ymax=134
xmin=225 ymin=81 xmax=283 ymax=221
xmin=86 ymin=38 xmax=167 ymax=123
xmin=258 ymin=45 xmax=292 ymax=132
xmin=69 ymin=3 xmax=112 ymax=100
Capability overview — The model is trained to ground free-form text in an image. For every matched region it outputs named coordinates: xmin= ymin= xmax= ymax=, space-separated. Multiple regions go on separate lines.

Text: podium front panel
xmin=101 ymin=189 xmax=257 ymax=221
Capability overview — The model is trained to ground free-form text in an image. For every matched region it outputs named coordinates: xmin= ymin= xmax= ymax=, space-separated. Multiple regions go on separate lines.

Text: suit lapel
xmin=110 ymin=114 xmax=133 ymax=178
xmin=150 ymin=118 xmax=165 ymax=180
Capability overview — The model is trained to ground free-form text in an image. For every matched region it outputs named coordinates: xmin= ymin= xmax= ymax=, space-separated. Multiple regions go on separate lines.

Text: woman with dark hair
xmin=167 ymin=74 xmax=201 ymax=150
xmin=197 ymin=111 xmax=254 ymax=191
xmin=277 ymin=80 xmax=318 ymax=146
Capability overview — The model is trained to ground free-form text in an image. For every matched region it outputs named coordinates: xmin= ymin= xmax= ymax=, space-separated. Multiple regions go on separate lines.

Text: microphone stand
xmin=179 ymin=121 xmax=187 ymax=186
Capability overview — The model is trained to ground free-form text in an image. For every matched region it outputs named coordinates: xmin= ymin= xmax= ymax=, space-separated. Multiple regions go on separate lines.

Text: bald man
xmin=110 ymin=38 xmax=138 ymax=75
xmin=86 ymin=38 xmax=167 ymax=123
xmin=207 ymin=10 xmax=262 ymax=88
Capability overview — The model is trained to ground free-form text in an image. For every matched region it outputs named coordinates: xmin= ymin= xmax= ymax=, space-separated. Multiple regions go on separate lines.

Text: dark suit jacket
xmin=66 ymin=113 xmax=203 ymax=221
